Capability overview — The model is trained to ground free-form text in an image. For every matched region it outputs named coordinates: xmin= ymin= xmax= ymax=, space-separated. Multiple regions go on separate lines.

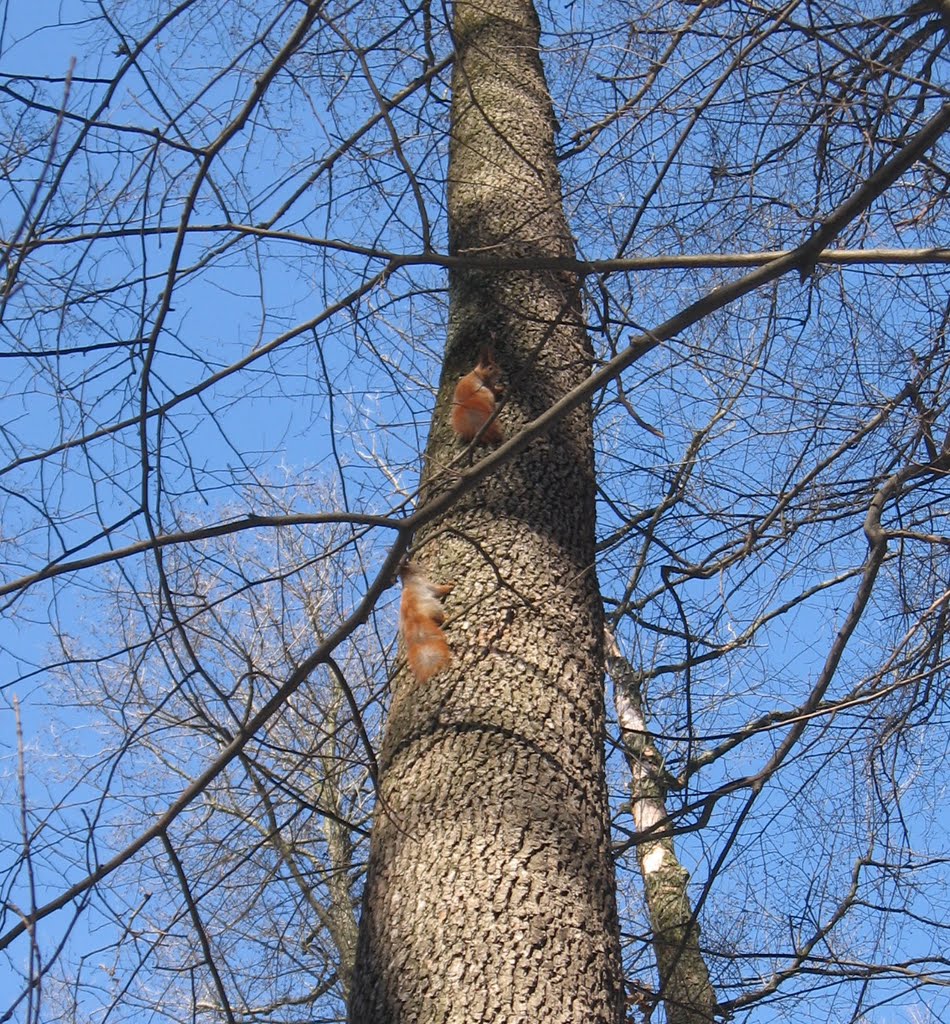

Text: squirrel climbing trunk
xmin=398 ymin=562 xmax=453 ymax=683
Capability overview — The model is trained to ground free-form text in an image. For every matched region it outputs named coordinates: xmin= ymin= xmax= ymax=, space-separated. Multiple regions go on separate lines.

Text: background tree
xmin=1 ymin=2 xmax=949 ymax=1024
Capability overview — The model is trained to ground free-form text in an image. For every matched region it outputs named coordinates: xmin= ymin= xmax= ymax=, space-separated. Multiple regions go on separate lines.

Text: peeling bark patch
xmin=642 ymin=846 xmax=666 ymax=875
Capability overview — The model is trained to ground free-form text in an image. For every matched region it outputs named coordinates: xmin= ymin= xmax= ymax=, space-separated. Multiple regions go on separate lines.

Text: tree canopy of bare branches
xmin=1 ymin=1 xmax=949 ymax=1023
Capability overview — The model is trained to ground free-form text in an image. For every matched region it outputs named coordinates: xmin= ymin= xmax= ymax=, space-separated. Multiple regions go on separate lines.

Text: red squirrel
xmin=451 ymin=347 xmax=504 ymax=445
xmin=399 ymin=561 xmax=454 ymax=682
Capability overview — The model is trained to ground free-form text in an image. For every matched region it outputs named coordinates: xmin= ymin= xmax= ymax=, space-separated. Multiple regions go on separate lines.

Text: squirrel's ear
xmin=478 ymin=345 xmax=496 ymax=364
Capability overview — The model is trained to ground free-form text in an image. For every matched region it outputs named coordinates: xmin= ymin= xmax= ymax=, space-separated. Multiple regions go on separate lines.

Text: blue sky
xmin=1 ymin=1 xmax=949 ymax=1021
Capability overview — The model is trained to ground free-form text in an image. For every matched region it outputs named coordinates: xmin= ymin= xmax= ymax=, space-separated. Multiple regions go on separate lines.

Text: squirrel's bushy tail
xmin=404 ymin=622 xmax=452 ymax=682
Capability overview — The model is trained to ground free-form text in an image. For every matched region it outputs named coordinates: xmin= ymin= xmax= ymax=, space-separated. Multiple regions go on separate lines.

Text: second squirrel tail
xmin=403 ymin=619 xmax=452 ymax=683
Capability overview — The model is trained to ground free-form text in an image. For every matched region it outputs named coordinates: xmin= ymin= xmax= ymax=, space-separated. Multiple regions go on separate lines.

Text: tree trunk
xmin=348 ymin=2 xmax=625 ymax=1022
xmin=607 ymin=632 xmax=719 ymax=1024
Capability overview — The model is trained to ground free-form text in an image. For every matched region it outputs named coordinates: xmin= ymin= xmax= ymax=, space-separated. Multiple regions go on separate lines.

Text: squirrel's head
xmin=474 ymin=347 xmax=502 ymax=386
xmin=399 ymin=559 xmax=421 ymax=583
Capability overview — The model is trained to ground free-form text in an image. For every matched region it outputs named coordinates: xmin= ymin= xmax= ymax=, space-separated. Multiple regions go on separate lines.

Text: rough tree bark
xmin=348 ymin=1 xmax=625 ymax=1022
